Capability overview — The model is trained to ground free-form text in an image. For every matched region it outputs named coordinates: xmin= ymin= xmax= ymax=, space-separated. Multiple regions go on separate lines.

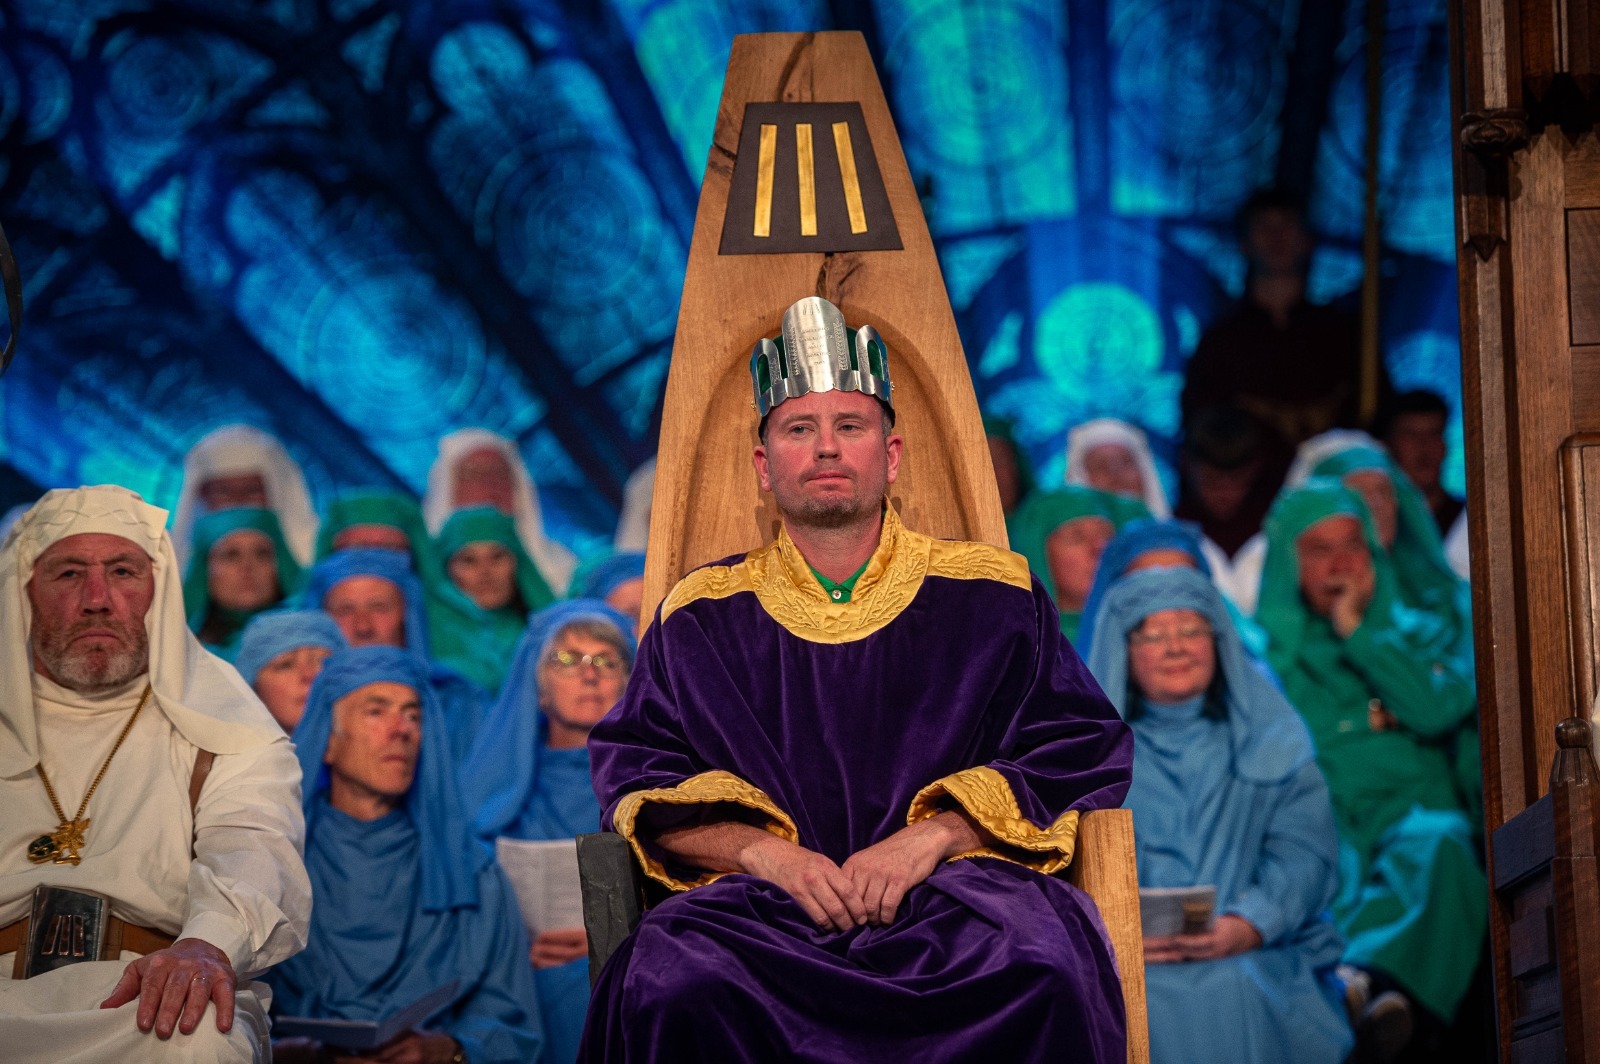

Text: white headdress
xmin=1064 ymin=418 xmax=1170 ymax=519
xmin=1283 ymin=429 xmax=1386 ymax=489
xmin=172 ymin=425 xmax=319 ymax=567
xmin=613 ymin=456 xmax=655 ymax=552
xmin=422 ymin=429 xmax=577 ymax=595
xmin=0 ymin=486 xmax=285 ymax=777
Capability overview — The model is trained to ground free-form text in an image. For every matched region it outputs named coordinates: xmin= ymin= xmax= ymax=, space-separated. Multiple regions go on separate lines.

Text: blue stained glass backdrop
xmin=0 ymin=0 xmax=1465 ymax=553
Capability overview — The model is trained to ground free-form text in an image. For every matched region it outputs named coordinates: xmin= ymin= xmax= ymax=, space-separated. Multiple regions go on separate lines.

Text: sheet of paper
xmin=495 ymin=836 xmax=585 ymax=938
xmin=1138 ymin=885 xmax=1217 ymax=938
xmin=273 ymin=980 xmax=459 ymax=1050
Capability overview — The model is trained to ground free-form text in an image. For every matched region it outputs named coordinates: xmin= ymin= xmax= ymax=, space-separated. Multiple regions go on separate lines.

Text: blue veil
xmin=1085 ymin=567 xmax=1313 ymax=785
xmin=233 ymin=609 xmax=347 ymax=686
xmin=295 ymin=645 xmax=483 ymax=910
xmin=302 ymin=548 xmax=432 ymax=659
xmin=462 ymin=599 xmax=637 ymax=841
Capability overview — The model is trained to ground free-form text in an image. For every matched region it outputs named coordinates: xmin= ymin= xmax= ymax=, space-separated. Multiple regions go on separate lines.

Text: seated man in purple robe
xmin=579 ymin=297 xmax=1135 ymax=1062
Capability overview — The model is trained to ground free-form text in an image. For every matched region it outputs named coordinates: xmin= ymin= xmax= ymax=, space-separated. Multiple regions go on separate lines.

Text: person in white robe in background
xmin=173 ymin=426 xmax=319 ymax=569
xmin=422 ymin=428 xmax=577 ymax=595
xmin=613 ymin=456 xmax=655 ymax=552
xmin=1065 ymin=418 xmax=1172 ymax=519
xmin=0 ymin=486 xmax=311 ymax=1063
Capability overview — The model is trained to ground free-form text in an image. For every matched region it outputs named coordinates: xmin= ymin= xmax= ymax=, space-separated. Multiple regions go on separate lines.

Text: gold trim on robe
xmin=612 ymin=769 xmax=800 ymax=892
xmin=659 ymin=506 xmax=1031 ymax=644
xmin=906 ymin=766 xmax=1080 ymax=874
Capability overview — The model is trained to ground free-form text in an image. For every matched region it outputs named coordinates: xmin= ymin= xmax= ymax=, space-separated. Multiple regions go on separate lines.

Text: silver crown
xmin=751 ymin=297 xmax=893 ymax=421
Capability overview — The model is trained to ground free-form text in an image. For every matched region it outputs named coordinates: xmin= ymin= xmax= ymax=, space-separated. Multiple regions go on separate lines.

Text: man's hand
xmin=1143 ymin=915 xmax=1262 ymax=965
xmin=740 ymin=833 xmax=866 ymax=932
xmin=531 ymin=928 xmax=587 ymax=969
xmin=841 ymin=812 xmax=982 ymax=925
xmin=99 ymin=936 xmax=236 ymax=1038
xmin=1329 ymin=562 xmax=1377 ymax=639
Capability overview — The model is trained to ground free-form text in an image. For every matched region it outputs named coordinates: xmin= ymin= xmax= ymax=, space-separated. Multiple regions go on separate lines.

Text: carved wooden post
xmin=1547 ymin=718 xmax=1600 ymax=1061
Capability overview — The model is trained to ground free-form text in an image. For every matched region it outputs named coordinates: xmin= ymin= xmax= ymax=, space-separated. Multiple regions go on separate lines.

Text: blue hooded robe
xmin=461 ymin=599 xmax=636 ymax=1064
xmin=1087 ymin=567 xmax=1352 ymax=1064
xmin=264 ymin=646 xmax=543 ymax=1064
xmin=302 ymin=548 xmax=489 ymax=764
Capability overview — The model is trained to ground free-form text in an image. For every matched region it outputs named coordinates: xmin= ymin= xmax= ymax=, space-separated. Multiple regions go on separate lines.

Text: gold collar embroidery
xmin=658 ymin=505 xmax=1031 ymax=644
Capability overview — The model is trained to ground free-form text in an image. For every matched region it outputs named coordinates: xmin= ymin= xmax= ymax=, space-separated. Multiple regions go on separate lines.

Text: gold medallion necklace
xmin=27 ymin=684 xmax=151 ymax=866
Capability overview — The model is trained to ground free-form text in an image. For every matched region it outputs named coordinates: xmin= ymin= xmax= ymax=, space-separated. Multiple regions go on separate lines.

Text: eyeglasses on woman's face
xmin=545 ymin=648 xmax=624 ymax=674
xmin=1128 ymin=623 xmax=1213 ymax=650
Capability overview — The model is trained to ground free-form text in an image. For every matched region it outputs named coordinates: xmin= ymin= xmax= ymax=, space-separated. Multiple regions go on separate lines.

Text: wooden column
xmin=1453 ymin=2 xmax=1600 ymax=1058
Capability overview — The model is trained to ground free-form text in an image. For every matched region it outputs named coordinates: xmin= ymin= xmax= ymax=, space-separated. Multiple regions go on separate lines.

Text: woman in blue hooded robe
xmin=462 ymin=599 xmax=637 ymax=1064
xmin=1086 ymin=567 xmax=1352 ymax=1064
xmin=264 ymin=646 xmax=543 ymax=1064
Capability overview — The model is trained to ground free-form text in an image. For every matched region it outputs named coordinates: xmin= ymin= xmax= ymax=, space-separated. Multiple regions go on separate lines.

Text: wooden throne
xmin=579 ymin=31 xmax=1148 ymax=1062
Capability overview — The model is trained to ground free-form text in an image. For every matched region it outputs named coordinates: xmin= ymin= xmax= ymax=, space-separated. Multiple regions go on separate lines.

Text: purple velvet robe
xmin=580 ymin=520 xmax=1133 ymax=1062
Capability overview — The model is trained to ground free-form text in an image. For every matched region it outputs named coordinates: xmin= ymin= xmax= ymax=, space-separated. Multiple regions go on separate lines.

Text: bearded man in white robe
xmin=0 ymin=485 xmax=311 ymax=1063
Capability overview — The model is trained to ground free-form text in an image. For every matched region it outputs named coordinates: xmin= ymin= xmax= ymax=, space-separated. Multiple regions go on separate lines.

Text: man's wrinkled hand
xmin=741 ymin=833 xmax=866 ymax=932
xmin=99 ymin=936 xmax=236 ymax=1038
xmin=842 ymin=812 xmax=980 ymax=925
xmin=531 ymin=928 xmax=588 ymax=969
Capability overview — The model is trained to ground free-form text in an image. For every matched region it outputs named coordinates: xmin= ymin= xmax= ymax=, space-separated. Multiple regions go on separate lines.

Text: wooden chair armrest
xmin=1068 ymin=809 xmax=1149 ymax=1064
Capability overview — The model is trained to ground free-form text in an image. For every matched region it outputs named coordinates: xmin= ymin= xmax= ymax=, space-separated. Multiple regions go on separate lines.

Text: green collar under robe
xmin=808 ymin=558 xmax=870 ymax=604
xmin=1257 ymin=479 xmax=1485 ymax=1020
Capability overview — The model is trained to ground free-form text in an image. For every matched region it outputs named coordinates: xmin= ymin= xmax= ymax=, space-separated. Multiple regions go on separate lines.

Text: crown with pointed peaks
xmin=750 ymin=297 xmax=893 ymax=424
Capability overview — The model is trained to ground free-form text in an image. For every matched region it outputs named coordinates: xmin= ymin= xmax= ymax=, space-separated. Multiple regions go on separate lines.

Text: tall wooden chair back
xmin=637 ymin=32 xmax=1148 ymax=1062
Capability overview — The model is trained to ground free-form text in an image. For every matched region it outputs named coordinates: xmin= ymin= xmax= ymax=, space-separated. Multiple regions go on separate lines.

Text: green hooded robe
xmin=1007 ymin=485 xmax=1149 ymax=644
xmin=434 ymin=507 xmax=555 ymax=692
xmin=182 ymin=508 xmax=303 ymax=660
xmin=316 ymin=490 xmax=505 ymax=692
xmin=1258 ymin=479 xmax=1486 ymax=1019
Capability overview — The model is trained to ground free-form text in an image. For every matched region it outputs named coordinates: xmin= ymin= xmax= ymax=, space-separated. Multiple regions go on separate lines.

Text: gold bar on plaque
xmin=832 ymin=122 xmax=868 ymax=234
xmin=754 ymin=124 xmax=777 ymax=238
xmin=796 ymin=123 xmax=817 ymax=236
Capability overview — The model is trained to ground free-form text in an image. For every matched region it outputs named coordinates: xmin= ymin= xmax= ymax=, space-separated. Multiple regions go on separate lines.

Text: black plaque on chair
xmin=719 ymin=102 xmax=902 ymax=255
xmin=20 ymin=885 xmax=110 ymax=978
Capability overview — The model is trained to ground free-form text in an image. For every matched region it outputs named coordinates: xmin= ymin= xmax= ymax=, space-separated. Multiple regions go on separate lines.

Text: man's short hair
xmin=1374 ymin=389 xmax=1449 ymax=439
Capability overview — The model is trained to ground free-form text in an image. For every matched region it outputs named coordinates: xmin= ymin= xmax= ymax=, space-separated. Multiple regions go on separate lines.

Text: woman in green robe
xmin=1256 ymin=478 xmax=1486 ymax=1029
xmin=182 ymin=508 xmax=303 ymax=659
xmin=1308 ymin=444 xmax=1469 ymax=631
xmin=315 ymin=490 xmax=502 ymax=692
xmin=1307 ymin=443 xmax=1482 ymax=823
xmin=435 ymin=507 xmax=555 ymax=693
xmin=1008 ymin=485 xmax=1149 ymax=644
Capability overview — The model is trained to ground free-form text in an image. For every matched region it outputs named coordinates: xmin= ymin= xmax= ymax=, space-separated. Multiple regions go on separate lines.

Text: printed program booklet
xmin=495 ymin=836 xmax=585 ymax=939
xmin=1138 ymin=885 xmax=1217 ymax=937
xmin=272 ymin=980 xmax=459 ymax=1050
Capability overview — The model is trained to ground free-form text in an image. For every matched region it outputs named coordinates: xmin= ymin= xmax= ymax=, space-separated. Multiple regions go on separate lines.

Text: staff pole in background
xmin=1359 ymin=0 xmax=1386 ymax=425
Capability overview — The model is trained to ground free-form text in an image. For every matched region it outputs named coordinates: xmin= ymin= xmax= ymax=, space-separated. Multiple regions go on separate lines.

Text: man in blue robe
xmin=265 ymin=646 xmax=541 ymax=1064
xmin=580 ymin=297 xmax=1133 ymax=1062
xmin=302 ymin=549 xmax=488 ymax=763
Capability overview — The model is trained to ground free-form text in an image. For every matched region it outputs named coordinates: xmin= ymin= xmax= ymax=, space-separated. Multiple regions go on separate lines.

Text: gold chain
xmin=29 ymin=684 xmax=151 ymax=864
